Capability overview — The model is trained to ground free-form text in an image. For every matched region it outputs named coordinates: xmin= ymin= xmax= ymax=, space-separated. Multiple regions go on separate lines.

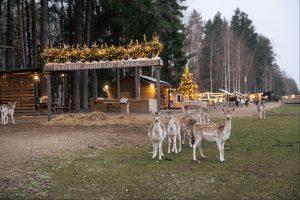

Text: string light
xmin=41 ymin=35 xmax=163 ymax=63
xmin=178 ymin=64 xmax=198 ymax=100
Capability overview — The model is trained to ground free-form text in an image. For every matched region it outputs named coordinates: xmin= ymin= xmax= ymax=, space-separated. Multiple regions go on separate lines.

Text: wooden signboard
xmin=44 ymin=57 xmax=163 ymax=72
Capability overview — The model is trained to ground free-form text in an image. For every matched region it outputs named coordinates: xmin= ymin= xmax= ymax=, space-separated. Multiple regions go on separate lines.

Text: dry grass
xmin=42 ymin=111 xmax=151 ymax=126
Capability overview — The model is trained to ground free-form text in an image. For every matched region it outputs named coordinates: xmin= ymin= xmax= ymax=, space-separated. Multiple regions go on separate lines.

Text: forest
xmin=0 ymin=0 xmax=298 ymax=110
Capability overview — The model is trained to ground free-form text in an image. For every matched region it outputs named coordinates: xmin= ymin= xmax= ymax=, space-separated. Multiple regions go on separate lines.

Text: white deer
xmin=0 ymin=101 xmax=17 ymax=125
xmin=256 ymin=101 xmax=266 ymax=119
xmin=165 ymin=110 xmax=181 ymax=153
xmin=0 ymin=105 xmax=8 ymax=125
xmin=192 ymin=108 xmax=235 ymax=162
xmin=148 ymin=111 xmax=167 ymax=160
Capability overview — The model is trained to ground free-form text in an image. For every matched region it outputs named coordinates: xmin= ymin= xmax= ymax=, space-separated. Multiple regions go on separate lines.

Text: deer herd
xmin=148 ymin=106 xmax=235 ymax=163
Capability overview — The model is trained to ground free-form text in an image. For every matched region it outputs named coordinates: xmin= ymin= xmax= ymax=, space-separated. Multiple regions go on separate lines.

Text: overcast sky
xmin=183 ymin=0 xmax=299 ymax=89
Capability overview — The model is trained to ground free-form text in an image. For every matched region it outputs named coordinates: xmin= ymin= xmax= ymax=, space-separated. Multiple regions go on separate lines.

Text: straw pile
xmin=43 ymin=111 xmax=151 ymax=126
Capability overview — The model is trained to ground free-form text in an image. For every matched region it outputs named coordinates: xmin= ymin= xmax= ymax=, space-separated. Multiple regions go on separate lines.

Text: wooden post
xmin=116 ymin=69 xmax=120 ymax=99
xmin=47 ymin=73 xmax=52 ymax=120
xmin=155 ymin=67 xmax=161 ymax=112
xmin=134 ymin=67 xmax=140 ymax=99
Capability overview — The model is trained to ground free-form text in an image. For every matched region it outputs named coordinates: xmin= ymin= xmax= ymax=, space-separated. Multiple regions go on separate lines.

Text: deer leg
xmin=199 ymin=140 xmax=206 ymax=159
xmin=259 ymin=111 xmax=262 ymax=119
xmin=182 ymin=129 xmax=185 ymax=144
xmin=11 ymin=113 xmax=15 ymax=124
xmin=188 ymin=130 xmax=193 ymax=147
xmin=193 ymin=137 xmax=201 ymax=161
xmin=152 ymin=142 xmax=157 ymax=159
xmin=221 ymin=141 xmax=225 ymax=162
xmin=216 ymin=140 xmax=223 ymax=162
xmin=178 ymin=127 xmax=182 ymax=152
xmin=173 ymin=135 xmax=178 ymax=153
xmin=263 ymin=111 xmax=266 ymax=119
xmin=168 ymin=136 xmax=171 ymax=154
xmin=158 ymin=141 xmax=163 ymax=160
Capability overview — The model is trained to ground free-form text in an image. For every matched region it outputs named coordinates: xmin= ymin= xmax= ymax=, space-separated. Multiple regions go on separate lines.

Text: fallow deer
xmin=256 ymin=101 xmax=266 ymax=119
xmin=181 ymin=113 xmax=198 ymax=147
xmin=165 ymin=110 xmax=181 ymax=153
xmin=148 ymin=111 xmax=167 ymax=160
xmin=192 ymin=108 xmax=235 ymax=162
xmin=0 ymin=101 xmax=17 ymax=125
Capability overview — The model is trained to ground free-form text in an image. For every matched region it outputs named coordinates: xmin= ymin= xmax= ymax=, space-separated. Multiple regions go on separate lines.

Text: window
xmin=177 ymin=95 xmax=181 ymax=102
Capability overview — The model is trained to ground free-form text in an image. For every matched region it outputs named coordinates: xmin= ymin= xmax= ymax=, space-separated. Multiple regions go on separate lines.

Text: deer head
xmin=222 ymin=108 xmax=235 ymax=120
xmin=165 ymin=110 xmax=175 ymax=119
xmin=150 ymin=111 xmax=162 ymax=124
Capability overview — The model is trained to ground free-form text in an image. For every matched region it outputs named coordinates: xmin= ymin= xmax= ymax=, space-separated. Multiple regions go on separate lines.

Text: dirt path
xmin=0 ymin=102 xmax=281 ymax=186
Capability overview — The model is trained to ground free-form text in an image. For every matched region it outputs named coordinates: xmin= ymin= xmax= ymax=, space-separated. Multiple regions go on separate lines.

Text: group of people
xmin=235 ymin=96 xmax=249 ymax=107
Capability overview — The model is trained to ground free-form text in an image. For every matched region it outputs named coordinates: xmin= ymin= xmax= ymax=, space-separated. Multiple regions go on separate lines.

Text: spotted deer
xmin=148 ymin=111 xmax=167 ymax=160
xmin=256 ymin=101 xmax=266 ymax=119
xmin=194 ymin=106 xmax=210 ymax=123
xmin=165 ymin=110 xmax=181 ymax=153
xmin=192 ymin=108 xmax=235 ymax=162
xmin=181 ymin=113 xmax=198 ymax=147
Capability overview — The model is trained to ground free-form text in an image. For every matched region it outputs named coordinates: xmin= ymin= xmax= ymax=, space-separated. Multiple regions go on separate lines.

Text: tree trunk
xmin=60 ymin=0 xmax=64 ymax=43
xmin=68 ymin=0 xmax=73 ymax=45
xmin=90 ymin=0 xmax=98 ymax=99
xmin=17 ymin=0 xmax=26 ymax=69
xmin=31 ymin=0 xmax=37 ymax=68
xmin=25 ymin=0 xmax=32 ymax=67
xmin=209 ymin=40 xmax=213 ymax=92
xmin=81 ymin=0 xmax=92 ymax=111
xmin=5 ymin=0 xmax=12 ymax=70
xmin=40 ymin=0 xmax=48 ymax=51
xmin=72 ymin=0 xmax=83 ymax=112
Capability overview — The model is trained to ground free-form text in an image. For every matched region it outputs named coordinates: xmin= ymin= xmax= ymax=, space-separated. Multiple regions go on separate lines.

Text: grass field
xmin=2 ymin=105 xmax=300 ymax=199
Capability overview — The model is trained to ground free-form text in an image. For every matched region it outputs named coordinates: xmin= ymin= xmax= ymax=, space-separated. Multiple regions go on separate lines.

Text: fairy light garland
xmin=178 ymin=64 xmax=198 ymax=100
xmin=41 ymin=35 xmax=163 ymax=63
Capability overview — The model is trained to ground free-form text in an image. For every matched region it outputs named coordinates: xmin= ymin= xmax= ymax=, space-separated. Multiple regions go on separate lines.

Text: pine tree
xmin=178 ymin=63 xmax=198 ymax=100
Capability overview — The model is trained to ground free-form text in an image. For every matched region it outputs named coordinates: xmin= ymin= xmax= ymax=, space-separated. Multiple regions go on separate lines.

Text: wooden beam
xmin=116 ymin=69 xmax=120 ymax=99
xmin=134 ymin=67 xmax=140 ymax=99
xmin=155 ymin=67 xmax=161 ymax=112
xmin=46 ymin=73 xmax=52 ymax=120
xmin=44 ymin=58 xmax=163 ymax=72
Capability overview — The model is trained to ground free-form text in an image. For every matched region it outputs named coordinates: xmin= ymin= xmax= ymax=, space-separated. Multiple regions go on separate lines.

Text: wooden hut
xmin=0 ymin=68 xmax=45 ymax=115
xmin=92 ymin=75 xmax=170 ymax=113
xmin=106 ymin=75 xmax=170 ymax=99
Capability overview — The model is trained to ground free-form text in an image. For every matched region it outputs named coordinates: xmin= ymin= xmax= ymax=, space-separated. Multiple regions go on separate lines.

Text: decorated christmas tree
xmin=178 ymin=62 xmax=198 ymax=100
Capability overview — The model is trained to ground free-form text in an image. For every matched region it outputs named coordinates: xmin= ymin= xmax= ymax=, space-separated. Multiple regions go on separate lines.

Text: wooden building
xmin=91 ymin=75 xmax=170 ymax=113
xmin=106 ymin=75 xmax=170 ymax=99
xmin=0 ymin=69 xmax=45 ymax=115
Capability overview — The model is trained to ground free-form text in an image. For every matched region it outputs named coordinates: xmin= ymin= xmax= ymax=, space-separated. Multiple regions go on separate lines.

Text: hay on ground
xmin=43 ymin=111 xmax=151 ymax=126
